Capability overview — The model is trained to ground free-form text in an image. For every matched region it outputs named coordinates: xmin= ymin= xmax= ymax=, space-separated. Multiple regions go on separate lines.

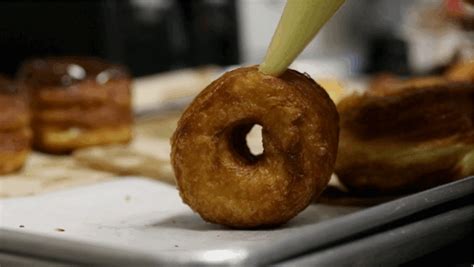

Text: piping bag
xmin=259 ymin=0 xmax=345 ymax=76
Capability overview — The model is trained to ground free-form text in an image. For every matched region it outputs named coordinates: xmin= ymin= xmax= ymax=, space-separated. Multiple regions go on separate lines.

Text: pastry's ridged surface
xmin=18 ymin=57 xmax=133 ymax=153
xmin=336 ymin=76 xmax=474 ymax=194
xmin=0 ymin=76 xmax=31 ymax=174
xmin=171 ymin=67 xmax=339 ymax=228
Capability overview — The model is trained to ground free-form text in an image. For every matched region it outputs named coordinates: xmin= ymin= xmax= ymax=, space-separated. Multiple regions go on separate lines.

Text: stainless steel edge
xmin=245 ymin=176 xmax=474 ymax=266
xmin=276 ymin=204 xmax=474 ymax=267
xmin=0 ymin=252 xmax=72 ymax=267
xmin=1 ymin=177 xmax=472 ymax=266
xmin=0 ymin=229 xmax=167 ymax=266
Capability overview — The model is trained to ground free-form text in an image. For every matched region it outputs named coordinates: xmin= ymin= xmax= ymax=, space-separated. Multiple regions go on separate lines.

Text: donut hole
xmin=229 ymin=122 xmax=264 ymax=165
xmin=247 ymin=124 xmax=264 ymax=156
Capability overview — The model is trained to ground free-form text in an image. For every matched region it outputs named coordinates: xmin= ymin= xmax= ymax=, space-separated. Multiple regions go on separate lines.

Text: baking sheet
xmin=0 ymin=177 xmax=359 ymax=265
xmin=1 ymin=176 xmax=472 ymax=266
xmin=278 ymin=205 xmax=473 ymax=266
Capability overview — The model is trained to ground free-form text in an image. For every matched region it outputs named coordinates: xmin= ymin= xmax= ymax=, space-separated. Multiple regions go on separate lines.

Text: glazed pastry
xmin=336 ymin=76 xmax=474 ymax=194
xmin=171 ymin=67 xmax=339 ymax=228
xmin=18 ymin=57 xmax=133 ymax=153
xmin=0 ymin=75 xmax=31 ymax=174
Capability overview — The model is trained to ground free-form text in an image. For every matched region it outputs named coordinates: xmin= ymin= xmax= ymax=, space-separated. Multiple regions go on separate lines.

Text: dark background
xmin=0 ymin=0 xmax=240 ymax=77
xmin=1 ymin=0 xmax=471 ymax=78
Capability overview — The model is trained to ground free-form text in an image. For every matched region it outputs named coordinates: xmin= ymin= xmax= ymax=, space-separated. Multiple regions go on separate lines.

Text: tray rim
xmin=0 ymin=176 xmax=472 ymax=266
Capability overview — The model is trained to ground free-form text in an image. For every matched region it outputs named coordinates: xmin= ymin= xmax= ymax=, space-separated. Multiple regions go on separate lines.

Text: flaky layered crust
xmin=336 ymin=77 xmax=474 ymax=194
xmin=34 ymin=104 xmax=132 ymax=129
xmin=0 ymin=150 xmax=30 ymax=174
xmin=0 ymin=76 xmax=31 ymax=174
xmin=171 ymin=67 xmax=339 ymax=228
xmin=33 ymin=126 xmax=132 ymax=154
xmin=0 ymin=95 xmax=29 ymax=131
xmin=0 ymin=128 xmax=31 ymax=175
xmin=30 ymin=79 xmax=131 ymax=108
xmin=0 ymin=128 xmax=32 ymax=152
xmin=18 ymin=57 xmax=133 ymax=153
xmin=0 ymin=76 xmax=29 ymax=131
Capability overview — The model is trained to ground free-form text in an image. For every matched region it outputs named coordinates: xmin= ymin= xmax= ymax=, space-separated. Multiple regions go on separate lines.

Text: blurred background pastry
xmin=335 ymin=74 xmax=474 ymax=194
xmin=0 ymin=75 xmax=31 ymax=174
xmin=445 ymin=60 xmax=474 ymax=82
xmin=18 ymin=57 xmax=133 ymax=153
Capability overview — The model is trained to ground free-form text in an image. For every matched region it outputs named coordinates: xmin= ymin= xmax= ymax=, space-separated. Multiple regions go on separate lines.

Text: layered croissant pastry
xmin=0 ymin=75 xmax=31 ymax=174
xmin=18 ymin=57 xmax=133 ymax=153
xmin=336 ymin=63 xmax=474 ymax=194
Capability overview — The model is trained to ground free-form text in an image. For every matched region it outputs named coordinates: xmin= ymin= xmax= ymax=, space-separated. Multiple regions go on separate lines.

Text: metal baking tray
xmin=0 ymin=176 xmax=472 ymax=266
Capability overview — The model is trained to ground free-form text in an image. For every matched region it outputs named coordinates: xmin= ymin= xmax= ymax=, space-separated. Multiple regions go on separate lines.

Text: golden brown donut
xmin=18 ymin=57 xmax=133 ymax=154
xmin=171 ymin=67 xmax=339 ymax=228
xmin=336 ymin=77 xmax=474 ymax=194
xmin=0 ymin=76 xmax=31 ymax=174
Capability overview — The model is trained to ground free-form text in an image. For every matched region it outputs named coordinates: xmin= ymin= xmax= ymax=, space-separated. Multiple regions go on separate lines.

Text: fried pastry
xmin=171 ymin=67 xmax=339 ymax=228
xmin=336 ymin=76 xmax=474 ymax=194
xmin=18 ymin=57 xmax=133 ymax=153
xmin=0 ymin=75 xmax=31 ymax=174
